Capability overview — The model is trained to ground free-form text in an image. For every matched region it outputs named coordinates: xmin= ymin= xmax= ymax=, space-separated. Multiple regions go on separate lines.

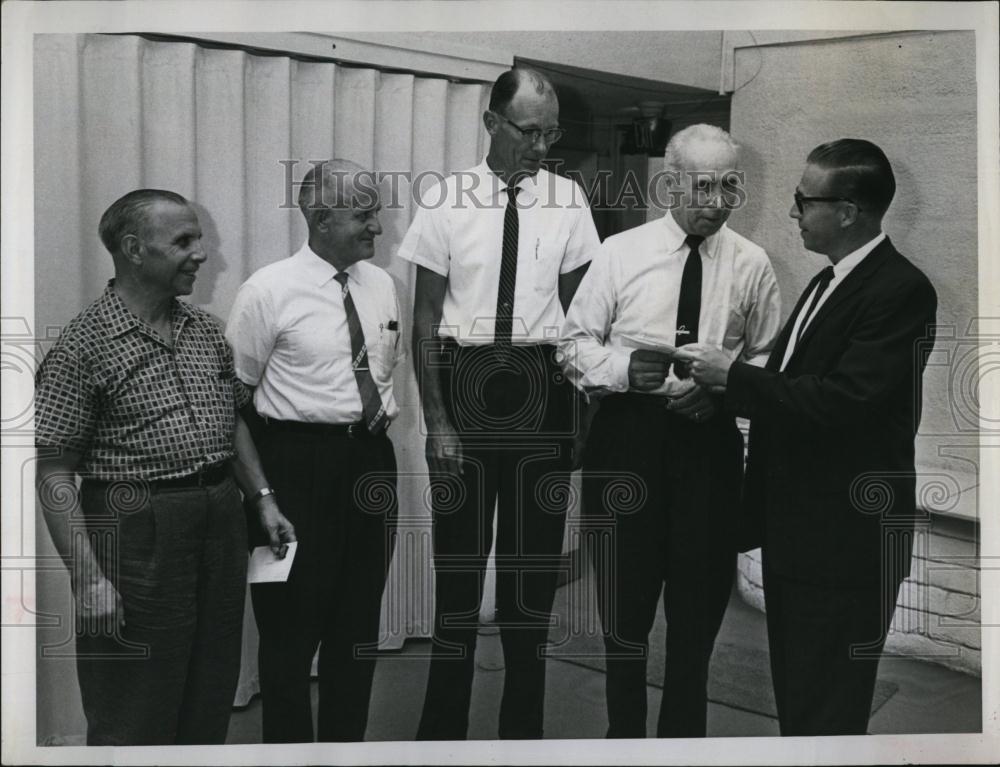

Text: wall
xmin=726 ymin=30 xmax=980 ymax=674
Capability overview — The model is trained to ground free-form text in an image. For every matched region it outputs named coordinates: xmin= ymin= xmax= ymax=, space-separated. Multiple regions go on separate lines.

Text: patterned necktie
xmin=494 ymin=184 xmax=521 ymax=347
xmin=333 ymin=271 xmax=388 ymax=435
xmin=794 ymin=266 xmax=835 ymax=344
xmin=673 ymin=234 xmax=705 ymax=379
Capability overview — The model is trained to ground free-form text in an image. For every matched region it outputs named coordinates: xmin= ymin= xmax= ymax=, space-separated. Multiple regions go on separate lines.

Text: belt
xmin=145 ymin=462 xmax=231 ymax=490
xmin=85 ymin=462 xmax=232 ymax=493
xmin=263 ymin=418 xmax=384 ymax=439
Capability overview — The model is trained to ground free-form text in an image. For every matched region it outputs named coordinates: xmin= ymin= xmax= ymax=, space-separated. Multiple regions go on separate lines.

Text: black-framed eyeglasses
xmin=794 ymin=190 xmax=861 ymax=214
xmin=491 ymin=111 xmax=564 ymax=145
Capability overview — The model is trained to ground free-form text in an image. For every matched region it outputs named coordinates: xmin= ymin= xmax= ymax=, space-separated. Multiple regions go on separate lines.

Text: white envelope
xmin=247 ymin=541 xmax=298 ymax=584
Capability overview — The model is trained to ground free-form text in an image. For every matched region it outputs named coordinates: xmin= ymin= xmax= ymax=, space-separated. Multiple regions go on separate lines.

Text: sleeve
xmin=34 ymin=337 xmax=99 ymax=454
xmin=219 ymin=336 xmax=251 ymax=410
xmin=390 ymin=277 xmax=406 ymax=368
xmin=225 ymin=280 xmax=276 ymax=387
xmin=739 ymin=250 xmax=783 ymax=368
xmin=559 ymin=182 xmax=602 ymax=274
xmin=395 ymin=179 xmax=452 ymax=277
xmin=727 ymin=275 xmax=938 ymax=429
xmin=558 ymin=244 xmax=631 ymax=394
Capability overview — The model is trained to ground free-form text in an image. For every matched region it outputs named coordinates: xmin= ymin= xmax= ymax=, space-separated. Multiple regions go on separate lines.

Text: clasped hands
xmin=629 ymin=344 xmax=734 ymax=421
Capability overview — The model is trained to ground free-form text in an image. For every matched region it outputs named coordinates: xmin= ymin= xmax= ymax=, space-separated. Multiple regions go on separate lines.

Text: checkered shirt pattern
xmin=35 ymin=282 xmax=251 ymax=480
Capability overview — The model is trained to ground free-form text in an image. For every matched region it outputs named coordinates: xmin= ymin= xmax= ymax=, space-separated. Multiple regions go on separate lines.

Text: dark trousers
xmin=763 ymin=565 xmax=904 ymax=735
xmin=417 ymin=343 xmax=576 ymax=740
xmin=250 ymin=420 xmax=397 ymax=743
xmin=581 ymin=393 xmax=743 ymax=738
xmin=75 ymin=475 xmax=247 ymax=745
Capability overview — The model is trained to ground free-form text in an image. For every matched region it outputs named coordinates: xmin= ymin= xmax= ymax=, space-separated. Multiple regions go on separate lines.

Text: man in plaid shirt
xmin=34 ymin=189 xmax=295 ymax=745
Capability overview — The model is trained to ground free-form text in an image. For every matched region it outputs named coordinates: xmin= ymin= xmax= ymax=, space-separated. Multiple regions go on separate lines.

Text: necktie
xmin=334 ymin=272 xmax=388 ymax=435
xmin=673 ymin=234 xmax=704 ymax=379
xmin=794 ymin=266 xmax=835 ymax=344
xmin=494 ymin=185 xmax=521 ymax=347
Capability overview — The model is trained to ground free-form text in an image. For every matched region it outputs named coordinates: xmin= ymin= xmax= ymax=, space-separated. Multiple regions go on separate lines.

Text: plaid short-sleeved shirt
xmin=35 ymin=281 xmax=251 ymax=481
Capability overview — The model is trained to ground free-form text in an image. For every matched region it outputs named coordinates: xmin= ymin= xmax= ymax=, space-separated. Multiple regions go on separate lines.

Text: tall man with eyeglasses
xmin=676 ymin=139 xmax=937 ymax=735
xmin=560 ymin=124 xmax=782 ymax=737
xmin=398 ymin=67 xmax=600 ymax=739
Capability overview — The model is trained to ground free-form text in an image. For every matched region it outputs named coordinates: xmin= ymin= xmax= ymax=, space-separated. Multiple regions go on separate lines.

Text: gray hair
xmin=663 ymin=124 xmax=740 ymax=172
xmin=98 ymin=189 xmax=189 ymax=255
xmin=298 ymin=159 xmax=378 ymax=227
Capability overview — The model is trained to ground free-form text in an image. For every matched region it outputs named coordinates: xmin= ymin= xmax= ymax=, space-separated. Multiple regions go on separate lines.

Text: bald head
xmin=298 ymin=159 xmax=379 ymax=230
xmin=489 ymin=67 xmax=557 ymax=117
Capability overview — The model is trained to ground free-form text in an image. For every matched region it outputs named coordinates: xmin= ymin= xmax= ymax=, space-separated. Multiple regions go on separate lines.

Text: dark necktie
xmin=673 ymin=234 xmax=704 ymax=379
xmin=794 ymin=266 xmax=835 ymax=345
xmin=494 ymin=185 xmax=521 ymax=347
xmin=334 ymin=272 xmax=388 ymax=435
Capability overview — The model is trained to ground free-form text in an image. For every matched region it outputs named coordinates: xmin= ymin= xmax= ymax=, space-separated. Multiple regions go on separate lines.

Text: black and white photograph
xmin=2 ymin=1 xmax=998 ymax=764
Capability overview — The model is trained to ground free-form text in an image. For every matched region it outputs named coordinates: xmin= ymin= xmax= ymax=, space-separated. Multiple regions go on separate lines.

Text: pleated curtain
xmin=33 ymin=33 xmax=491 ymax=737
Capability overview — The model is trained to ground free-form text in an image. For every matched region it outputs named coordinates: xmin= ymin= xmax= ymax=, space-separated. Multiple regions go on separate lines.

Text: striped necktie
xmin=334 ymin=271 xmax=388 ymax=435
xmin=494 ymin=184 xmax=521 ymax=347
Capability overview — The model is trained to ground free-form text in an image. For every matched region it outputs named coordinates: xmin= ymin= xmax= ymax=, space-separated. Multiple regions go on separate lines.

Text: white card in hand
xmin=247 ymin=541 xmax=297 ymax=584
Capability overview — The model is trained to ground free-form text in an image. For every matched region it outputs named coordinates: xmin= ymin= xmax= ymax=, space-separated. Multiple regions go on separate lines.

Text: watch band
xmin=249 ymin=486 xmax=276 ymax=505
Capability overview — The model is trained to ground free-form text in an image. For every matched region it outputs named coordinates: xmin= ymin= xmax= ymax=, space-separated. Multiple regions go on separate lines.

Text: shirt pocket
xmin=530 ymin=239 xmax=564 ymax=292
xmin=369 ymin=326 xmax=399 ymax=383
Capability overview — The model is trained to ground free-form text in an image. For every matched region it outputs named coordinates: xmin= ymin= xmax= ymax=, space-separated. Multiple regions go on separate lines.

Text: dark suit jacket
xmin=726 ymin=237 xmax=937 ymax=587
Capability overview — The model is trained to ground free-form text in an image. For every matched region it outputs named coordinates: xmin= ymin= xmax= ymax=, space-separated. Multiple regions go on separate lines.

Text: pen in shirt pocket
xmin=535 ymin=238 xmax=539 ymax=260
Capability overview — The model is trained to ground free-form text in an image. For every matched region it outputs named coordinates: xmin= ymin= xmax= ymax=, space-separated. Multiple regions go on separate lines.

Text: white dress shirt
xmin=226 ymin=243 xmax=402 ymax=424
xmin=779 ymin=232 xmax=886 ymax=371
xmin=396 ymin=160 xmax=601 ymax=345
xmin=560 ymin=212 xmax=782 ymax=397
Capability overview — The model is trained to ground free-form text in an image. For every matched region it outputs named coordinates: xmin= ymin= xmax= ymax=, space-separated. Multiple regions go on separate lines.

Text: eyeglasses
xmin=794 ymin=190 xmax=861 ymax=214
xmin=491 ymin=111 xmax=564 ymax=145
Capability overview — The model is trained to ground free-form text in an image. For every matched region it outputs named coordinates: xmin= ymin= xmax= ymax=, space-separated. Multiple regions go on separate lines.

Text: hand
xmin=257 ymin=495 xmax=296 ymax=557
xmin=426 ymin=420 xmax=464 ymax=476
xmin=665 ymin=385 xmax=717 ymax=422
xmin=672 ymin=344 xmax=733 ymax=388
xmin=628 ymin=349 xmax=672 ymax=391
xmin=74 ymin=575 xmax=125 ymax=631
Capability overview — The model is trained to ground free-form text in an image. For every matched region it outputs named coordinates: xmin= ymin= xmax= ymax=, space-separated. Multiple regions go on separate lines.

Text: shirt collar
xmin=659 ymin=211 xmax=722 ymax=259
xmin=98 ymin=280 xmax=192 ymax=341
xmin=474 ymin=158 xmax=541 ymax=203
xmin=293 ymin=242 xmax=360 ymax=287
xmin=833 ymin=231 xmax=885 ymax=279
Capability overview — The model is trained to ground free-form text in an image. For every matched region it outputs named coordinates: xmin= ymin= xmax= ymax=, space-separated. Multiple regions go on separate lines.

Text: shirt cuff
xmin=612 ymin=349 xmax=632 ymax=392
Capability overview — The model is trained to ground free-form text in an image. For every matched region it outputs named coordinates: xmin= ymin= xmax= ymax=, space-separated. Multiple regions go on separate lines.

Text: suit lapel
xmin=766 ymin=268 xmax=828 ymax=372
xmin=787 ymin=238 xmax=896 ymax=367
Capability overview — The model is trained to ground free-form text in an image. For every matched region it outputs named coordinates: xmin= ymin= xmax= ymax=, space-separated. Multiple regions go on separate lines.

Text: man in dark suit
xmin=675 ymin=138 xmax=937 ymax=736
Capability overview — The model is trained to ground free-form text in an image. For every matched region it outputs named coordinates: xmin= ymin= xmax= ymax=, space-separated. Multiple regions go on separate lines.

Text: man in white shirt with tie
xmin=226 ymin=159 xmax=401 ymax=742
xmin=560 ymin=124 xmax=781 ymax=738
xmin=677 ymin=139 xmax=937 ymax=736
xmin=397 ymin=67 xmax=601 ymax=740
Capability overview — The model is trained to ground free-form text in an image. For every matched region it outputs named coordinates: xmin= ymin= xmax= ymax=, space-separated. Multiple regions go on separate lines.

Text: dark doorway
xmin=518 ymin=57 xmax=731 ymax=241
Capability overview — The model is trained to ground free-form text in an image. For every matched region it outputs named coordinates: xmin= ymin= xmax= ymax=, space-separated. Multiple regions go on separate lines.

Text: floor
xmin=226 ymin=574 xmax=982 ymax=744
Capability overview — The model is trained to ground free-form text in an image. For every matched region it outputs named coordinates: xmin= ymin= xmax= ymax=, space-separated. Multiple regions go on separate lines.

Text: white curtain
xmin=33 ymin=32 xmax=491 ymax=741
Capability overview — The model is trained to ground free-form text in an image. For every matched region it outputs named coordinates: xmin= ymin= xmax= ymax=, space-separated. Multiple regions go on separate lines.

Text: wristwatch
xmin=249 ymin=487 xmax=276 ymax=505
